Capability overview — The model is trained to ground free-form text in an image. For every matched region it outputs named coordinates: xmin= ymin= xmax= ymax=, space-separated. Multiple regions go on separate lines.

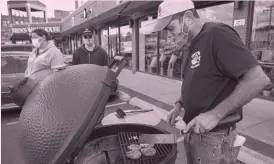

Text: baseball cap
xmin=151 ymin=0 xmax=195 ymax=33
xmin=82 ymin=28 xmax=93 ymax=35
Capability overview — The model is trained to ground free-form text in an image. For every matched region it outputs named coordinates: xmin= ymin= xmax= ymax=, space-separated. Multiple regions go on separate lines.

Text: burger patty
xmin=127 ymin=144 xmax=142 ymax=151
xmin=140 ymin=144 xmax=154 ymax=148
xmin=126 ymin=150 xmax=142 ymax=160
xmin=141 ymin=147 xmax=157 ymax=157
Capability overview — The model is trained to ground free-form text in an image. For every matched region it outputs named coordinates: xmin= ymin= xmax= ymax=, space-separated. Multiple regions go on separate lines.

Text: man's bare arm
xmin=210 ymin=65 xmax=271 ymax=120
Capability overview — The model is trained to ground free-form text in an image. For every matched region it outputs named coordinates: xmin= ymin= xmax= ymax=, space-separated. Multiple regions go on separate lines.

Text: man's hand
xmin=183 ymin=111 xmax=222 ymax=134
xmin=166 ymin=104 xmax=184 ymax=125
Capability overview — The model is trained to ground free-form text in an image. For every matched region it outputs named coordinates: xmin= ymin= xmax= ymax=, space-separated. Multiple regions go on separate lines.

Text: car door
xmin=13 ymin=54 xmax=29 ymax=81
xmin=1 ymin=55 xmax=17 ymax=104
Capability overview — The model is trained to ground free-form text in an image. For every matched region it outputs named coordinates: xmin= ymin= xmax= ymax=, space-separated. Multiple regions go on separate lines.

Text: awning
xmin=9 ymin=33 xmax=61 ymax=41
xmin=61 ymin=1 xmax=131 ymax=36
xmin=9 ymin=33 xmax=30 ymax=41
xmin=61 ymin=1 xmax=162 ymax=36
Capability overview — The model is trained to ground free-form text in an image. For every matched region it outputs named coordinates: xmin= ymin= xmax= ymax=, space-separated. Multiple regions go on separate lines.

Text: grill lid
xmin=18 ymin=64 xmax=114 ymax=164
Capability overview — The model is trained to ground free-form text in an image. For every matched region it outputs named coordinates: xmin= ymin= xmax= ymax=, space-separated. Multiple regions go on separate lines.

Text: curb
xmin=238 ymin=146 xmax=274 ymax=164
xmin=129 ymin=97 xmax=274 ymax=164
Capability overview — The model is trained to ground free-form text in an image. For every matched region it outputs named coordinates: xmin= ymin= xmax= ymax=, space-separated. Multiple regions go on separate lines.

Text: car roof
xmin=1 ymin=51 xmax=30 ymax=56
xmin=1 ymin=44 xmax=33 ymax=48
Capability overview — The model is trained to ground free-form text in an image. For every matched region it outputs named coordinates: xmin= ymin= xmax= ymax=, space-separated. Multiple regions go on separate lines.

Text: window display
xmin=120 ymin=25 xmax=132 ymax=68
xmin=251 ymin=0 xmax=274 ymax=96
xmin=108 ymin=27 xmax=119 ymax=59
xmin=101 ymin=28 xmax=109 ymax=57
xmin=251 ymin=1 xmax=274 ymax=62
xmin=139 ymin=18 xmax=159 ymax=74
xmin=159 ymin=30 xmax=183 ymax=79
xmin=197 ymin=3 xmax=234 ymax=26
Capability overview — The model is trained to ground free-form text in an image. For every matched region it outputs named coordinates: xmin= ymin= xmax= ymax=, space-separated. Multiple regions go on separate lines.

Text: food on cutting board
xmin=126 ymin=150 xmax=142 ymax=160
xmin=141 ymin=147 xmax=157 ymax=157
xmin=127 ymin=144 xmax=142 ymax=151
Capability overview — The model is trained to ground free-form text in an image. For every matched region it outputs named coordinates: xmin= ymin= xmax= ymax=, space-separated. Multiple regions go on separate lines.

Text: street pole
xmin=267 ymin=5 xmax=273 ymax=46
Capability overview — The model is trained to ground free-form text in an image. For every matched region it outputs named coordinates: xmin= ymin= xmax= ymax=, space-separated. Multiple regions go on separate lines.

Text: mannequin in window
xmin=149 ymin=48 xmax=164 ymax=74
xmin=160 ymin=36 xmax=178 ymax=77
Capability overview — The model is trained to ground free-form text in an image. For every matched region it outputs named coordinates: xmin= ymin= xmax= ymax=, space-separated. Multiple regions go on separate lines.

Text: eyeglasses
xmin=83 ymin=35 xmax=92 ymax=39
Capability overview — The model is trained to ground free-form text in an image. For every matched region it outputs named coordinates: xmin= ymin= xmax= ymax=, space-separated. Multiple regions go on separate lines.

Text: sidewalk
xmin=117 ymin=69 xmax=274 ymax=163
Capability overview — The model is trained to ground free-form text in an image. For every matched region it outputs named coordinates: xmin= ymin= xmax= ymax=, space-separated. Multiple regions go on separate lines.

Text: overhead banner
xmin=12 ymin=26 xmax=61 ymax=34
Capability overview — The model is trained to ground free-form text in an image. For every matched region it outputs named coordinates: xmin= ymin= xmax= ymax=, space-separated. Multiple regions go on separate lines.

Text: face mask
xmin=32 ymin=38 xmax=42 ymax=48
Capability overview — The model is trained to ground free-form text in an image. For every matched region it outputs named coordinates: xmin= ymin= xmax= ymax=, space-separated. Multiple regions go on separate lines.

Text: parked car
xmin=1 ymin=51 xmax=29 ymax=111
xmin=1 ymin=44 xmax=34 ymax=52
xmin=64 ymin=55 xmax=73 ymax=64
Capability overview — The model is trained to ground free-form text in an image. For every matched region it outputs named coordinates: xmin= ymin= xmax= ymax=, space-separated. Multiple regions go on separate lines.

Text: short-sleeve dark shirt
xmin=181 ymin=22 xmax=258 ymax=124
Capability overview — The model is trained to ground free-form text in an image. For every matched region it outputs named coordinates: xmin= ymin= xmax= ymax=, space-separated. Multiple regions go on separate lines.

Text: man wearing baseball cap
xmin=152 ymin=0 xmax=270 ymax=163
xmin=72 ymin=28 xmax=108 ymax=66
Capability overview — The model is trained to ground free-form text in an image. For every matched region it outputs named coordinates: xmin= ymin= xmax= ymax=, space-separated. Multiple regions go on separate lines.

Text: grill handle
xmin=108 ymin=56 xmax=128 ymax=79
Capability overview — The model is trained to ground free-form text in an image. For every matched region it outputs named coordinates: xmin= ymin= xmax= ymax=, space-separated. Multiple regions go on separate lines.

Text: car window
xmin=1 ymin=46 xmax=33 ymax=52
xmin=1 ymin=56 xmax=15 ymax=74
xmin=12 ymin=55 xmax=29 ymax=73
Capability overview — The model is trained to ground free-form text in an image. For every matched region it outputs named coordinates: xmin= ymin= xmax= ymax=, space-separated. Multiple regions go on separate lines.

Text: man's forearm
xmin=210 ymin=66 xmax=270 ymax=119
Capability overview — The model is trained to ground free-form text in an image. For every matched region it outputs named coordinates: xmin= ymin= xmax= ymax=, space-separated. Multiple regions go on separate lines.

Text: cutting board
xmin=101 ymin=110 xmax=161 ymax=126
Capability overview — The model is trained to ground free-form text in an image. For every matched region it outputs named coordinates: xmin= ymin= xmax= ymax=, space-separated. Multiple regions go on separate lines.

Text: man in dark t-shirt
xmin=150 ymin=0 xmax=270 ymax=163
xmin=72 ymin=28 xmax=108 ymax=66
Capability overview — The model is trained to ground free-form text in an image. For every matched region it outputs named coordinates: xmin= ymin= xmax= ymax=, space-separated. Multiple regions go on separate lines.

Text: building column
xmin=232 ymin=1 xmax=253 ymax=46
xmin=118 ymin=25 xmax=121 ymax=56
xmin=26 ymin=4 xmax=32 ymax=23
xmin=69 ymin=36 xmax=72 ymax=54
xmin=131 ymin=19 xmax=139 ymax=73
xmin=44 ymin=11 xmax=48 ymax=23
xmin=98 ymin=29 xmax=102 ymax=46
xmin=8 ymin=8 xmax=13 ymax=24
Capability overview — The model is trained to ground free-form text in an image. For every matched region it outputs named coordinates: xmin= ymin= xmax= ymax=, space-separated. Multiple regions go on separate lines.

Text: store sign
xmin=81 ymin=8 xmax=93 ymax=19
xmin=12 ymin=26 xmax=61 ymax=34
xmin=234 ymin=19 xmax=245 ymax=27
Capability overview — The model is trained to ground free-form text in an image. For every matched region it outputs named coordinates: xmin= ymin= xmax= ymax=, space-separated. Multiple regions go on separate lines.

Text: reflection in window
xmin=13 ymin=56 xmax=29 ymax=73
xmin=139 ymin=18 xmax=159 ymax=74
xmin=101 ymin=28 xmax=109 ymax=55
xmin=120 ymin=25 xmax=132 ymax=68
xmin=1 ymin=56 xmax=15 ymax=74
xmin=197 ymin=3 xmax=234 ymax=26
xmin=109 ymin=27 xmax=119 ymax=59
xmin=251 ymin=1 xmax=274 ymax=84
xmin=251 ymin=1 xmax=274 ymax=60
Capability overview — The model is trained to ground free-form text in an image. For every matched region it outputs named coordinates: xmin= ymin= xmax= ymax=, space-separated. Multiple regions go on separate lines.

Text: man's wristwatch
xmin=175 ymin=100 xmax=184 ymax=108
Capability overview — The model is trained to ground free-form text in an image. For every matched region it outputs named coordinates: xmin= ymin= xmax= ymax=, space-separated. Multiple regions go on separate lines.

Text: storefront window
xmin=101 ymin=29 xmax=109 ymax=52
xmin=251 ymin=1 xmax=274 ymax=60
xmin=109 ymin=27 xmax=119 ymax=59
xmin=251 ymin=1 xmax=274 ymax=97
xmin=139 ymin=18 xmax=159 ymax=74
xmin=120 ymin=25 xmax=132 ymax=68
xmin=197 ymin=3 xmax=234 ymax=26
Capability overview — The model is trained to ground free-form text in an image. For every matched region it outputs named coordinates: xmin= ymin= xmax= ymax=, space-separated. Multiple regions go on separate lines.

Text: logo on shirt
xmin=191 ymin=51 xmax=201 ymax=68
